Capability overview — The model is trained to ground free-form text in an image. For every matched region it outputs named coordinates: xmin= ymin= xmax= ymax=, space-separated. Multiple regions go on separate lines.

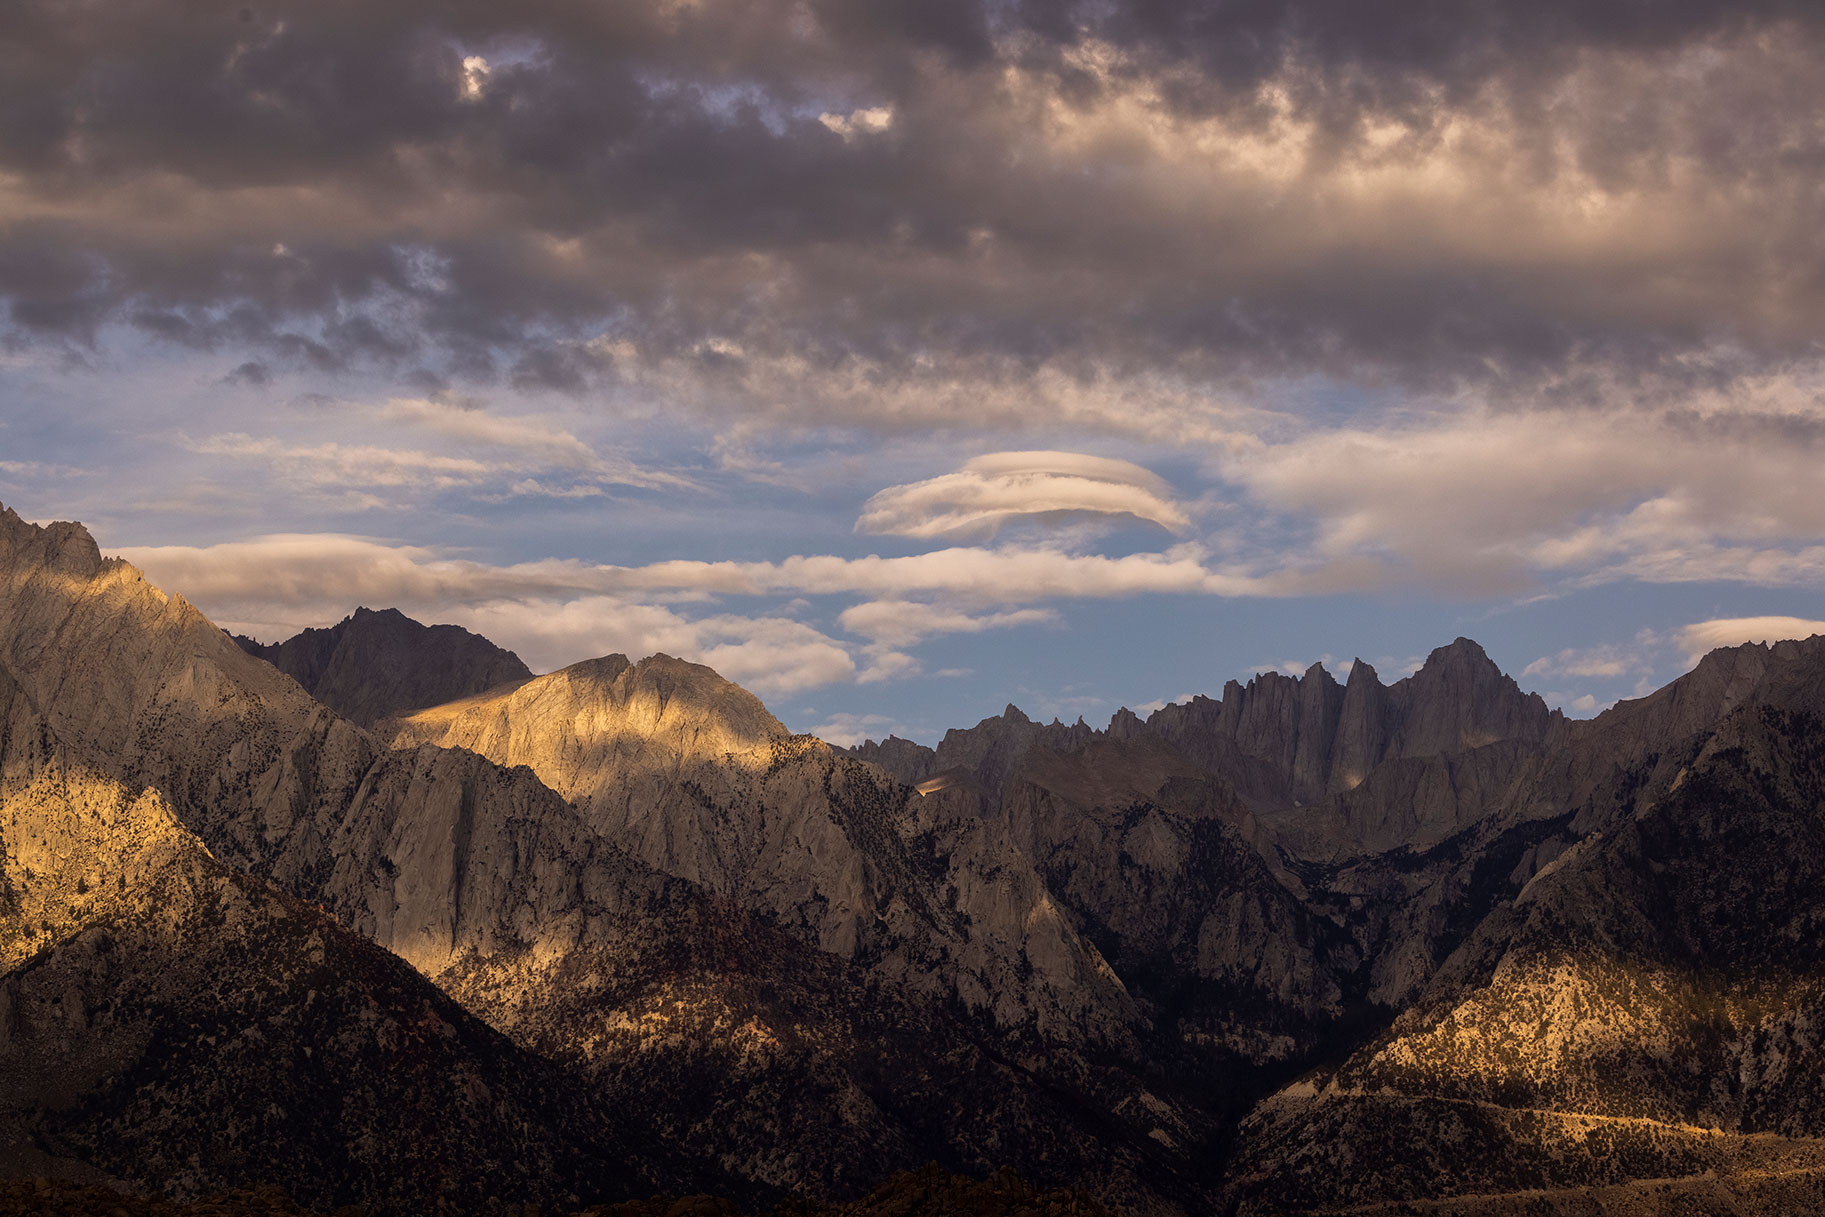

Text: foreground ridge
xmin=0 ymin=1165 xmax=1115 ymax=1217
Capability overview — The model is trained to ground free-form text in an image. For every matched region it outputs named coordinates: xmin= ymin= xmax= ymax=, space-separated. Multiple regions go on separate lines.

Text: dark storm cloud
xmin=4 ymin=0 xmax=1824 ymax=425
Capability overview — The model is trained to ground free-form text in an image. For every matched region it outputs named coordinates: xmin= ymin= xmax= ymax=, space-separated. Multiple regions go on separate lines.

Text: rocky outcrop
xmin=233 ymin=605 xmax=533 ymax=727
xmin=1259 ymin=738 xmax=1547 ymax=861
xmin=0 ymin=505 xmax=628 ymax=982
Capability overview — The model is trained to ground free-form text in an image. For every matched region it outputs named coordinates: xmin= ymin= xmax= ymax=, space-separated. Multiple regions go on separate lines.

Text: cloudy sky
xmin=5 ymin=0 xmax=1825 ymax=745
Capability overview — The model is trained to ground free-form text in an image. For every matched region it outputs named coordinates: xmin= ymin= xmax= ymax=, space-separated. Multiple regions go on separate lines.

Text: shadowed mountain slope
xmin=1226 ymin=653 xmax=1825 ymax=1215
xmin=848 ymin=627 xmax=1825 ymax=1214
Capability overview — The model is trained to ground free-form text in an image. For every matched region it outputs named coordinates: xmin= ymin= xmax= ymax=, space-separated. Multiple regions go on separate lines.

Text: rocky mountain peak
xmin=926 ymin=703 xmax=1105 ymax=796
xmin=393 ymin=648 xmax=791 ymax=779
xmin=617 ymin=651 xmax=791 ymax=742
xmin=1389 ymin=635 xmax=1554 ymax=757
xmin=1 ymin=508 xmax=102 ymax=578
xmin=235 ymin=603 xmax=534 ymax=727
xmin=1401 ymin=637 xmax=1502 ymax=703
xmin=1131 ymin=639 xmax=1557 ymax=812
xmin=565 ymin=651 xmax=636 ymax=683
xmin=1431 ymin=634 xmax=1489 ymax=660
xmin=1105 ymin=706 xmax=1143 ymax=739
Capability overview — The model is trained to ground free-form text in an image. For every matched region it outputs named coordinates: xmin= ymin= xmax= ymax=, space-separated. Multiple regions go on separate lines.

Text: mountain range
xmin=3 ymin=499 xmax=1824 ymax=1215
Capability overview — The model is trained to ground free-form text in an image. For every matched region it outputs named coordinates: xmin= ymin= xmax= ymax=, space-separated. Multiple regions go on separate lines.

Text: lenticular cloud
xmin=856 ymin=451 xmax=1190 ymax=539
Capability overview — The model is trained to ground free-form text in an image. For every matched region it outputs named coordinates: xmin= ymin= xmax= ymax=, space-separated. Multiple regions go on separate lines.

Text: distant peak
xmin=1432 ymin=636 xmax=1491 ymax=661
xmin=1345 ymin=658 xmax=1381 ymax=686
xmin=1415 ymin=637 xmax=1501 ymax=681
xmin=1002 ymin=703 xmax=1030 ymax=723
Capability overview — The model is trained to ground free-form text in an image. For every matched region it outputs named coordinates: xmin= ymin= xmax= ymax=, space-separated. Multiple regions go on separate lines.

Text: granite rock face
xmin=233 ymin=605 xmax=533 ymax=727
xmin=862 ymin=639 xmax=1559 ymax=862
xmin=1137 ymin=640 xmax=1558 ymax=812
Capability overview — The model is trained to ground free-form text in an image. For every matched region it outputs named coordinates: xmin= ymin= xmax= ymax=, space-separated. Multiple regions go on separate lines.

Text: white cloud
xmin=1678 ymin=616 xmax=1825 ymax=662
xmin=1522 ymin=631 xmax=1663 ymax=682
xmin=694 ymin=617 xmax=858 ymax=695
xmin=855 ymin=648 xmax=921 ymax=685
xmin=384 ymin=398 xmax=602 ymax=467
xmin=193 ymin=434 xmax=490 ymax=490
xmin=120 ymin=533 xmax=1276 ymax=611
xmin=858 ymin=450 xmax=1190 ymax=539
xmin=837 ymin=600 xmax=1058 ymax=647
xmin=505 ymin=478 xmax=608 ymax=499
xmin=187 ymin=400 xmax=689 ymax=505
xmin=1129 ymin=693 xmax=1198 ymax=716
xmin=380 ymin=397 xmax=691 ymax=490
xmin=1523 ymin=653 xmax=1627 ymax=679
xmin=0 ymin=459 xmax=90 ymax=482
xmin=1216 ymin=402 xmax=1825 ymax=595
xmin=619 ymin=543 xmax=1276 ymax=601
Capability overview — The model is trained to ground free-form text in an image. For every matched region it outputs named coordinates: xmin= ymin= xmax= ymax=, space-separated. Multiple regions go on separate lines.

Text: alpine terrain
xmin=3 ymin=501 xmax=1825 ymax=1216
